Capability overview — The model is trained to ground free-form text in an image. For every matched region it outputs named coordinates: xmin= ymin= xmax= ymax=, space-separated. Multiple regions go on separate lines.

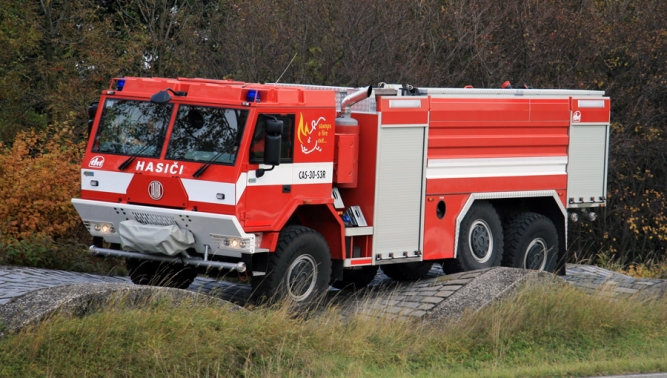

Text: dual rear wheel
xmin=442 ymin=202 xmax=559 ymax=274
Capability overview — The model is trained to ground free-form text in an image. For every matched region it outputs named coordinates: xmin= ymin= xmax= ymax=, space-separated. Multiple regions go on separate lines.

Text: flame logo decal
xmin=297 ymin=113 xmax=325 ymax=154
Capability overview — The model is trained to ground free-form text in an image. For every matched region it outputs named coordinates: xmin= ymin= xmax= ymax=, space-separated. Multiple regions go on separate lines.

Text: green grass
xmin=1 ymin=280 xmax=667 ymax=377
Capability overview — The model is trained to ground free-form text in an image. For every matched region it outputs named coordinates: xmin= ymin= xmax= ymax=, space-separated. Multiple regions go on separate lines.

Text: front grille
xmin=133 ymin=212 xmax=176 ymax=226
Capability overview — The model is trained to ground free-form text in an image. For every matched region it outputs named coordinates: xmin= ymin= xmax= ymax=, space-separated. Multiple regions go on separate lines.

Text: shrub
xmin=0 ymin=125 xmax=84 ymax=243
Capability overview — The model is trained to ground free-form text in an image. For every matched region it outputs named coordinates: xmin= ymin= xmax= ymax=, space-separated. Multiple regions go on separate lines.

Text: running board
xmin=89 ymin=245 xmax=247 ymax=273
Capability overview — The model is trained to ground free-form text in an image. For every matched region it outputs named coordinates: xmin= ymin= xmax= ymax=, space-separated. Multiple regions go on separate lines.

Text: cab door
xmin=244 ymin=113 xmax=296 ymax=227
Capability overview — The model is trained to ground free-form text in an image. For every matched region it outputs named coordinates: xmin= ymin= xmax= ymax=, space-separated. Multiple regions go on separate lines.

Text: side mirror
xmin=265 ymin=117 xmax=283 ymax=134
xmin=263 ymin=118 xmax=283 ymax=166
xmin=87 ymin=102 xmax=99 ymax=136
xmin=256 ymin=117 xmax=283 ymax=177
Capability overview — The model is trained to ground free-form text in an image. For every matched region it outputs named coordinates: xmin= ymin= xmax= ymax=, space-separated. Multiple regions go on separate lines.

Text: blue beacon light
xmin=116 ymin=79 xmax=125 ymax=91
xmin=246 ymin=90 xmax=260 ymax=103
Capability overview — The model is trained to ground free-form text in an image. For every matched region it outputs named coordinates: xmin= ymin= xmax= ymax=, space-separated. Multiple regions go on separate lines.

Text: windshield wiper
xmin=118 ymin=145 xmax=152 ymax=170
xmin=193 ymin=152 xmax=225 ymax=178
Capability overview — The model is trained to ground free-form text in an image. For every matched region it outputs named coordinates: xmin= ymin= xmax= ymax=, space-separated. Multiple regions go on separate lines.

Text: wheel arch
xmin=292 ymin=204 xmax=345 ymax=261
xmin=456 ymin=191 xmax=567 ymax=274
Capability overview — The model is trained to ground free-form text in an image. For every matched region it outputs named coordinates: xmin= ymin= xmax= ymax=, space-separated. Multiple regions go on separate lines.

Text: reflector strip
xmin=389 ymin=99 xmax=422 ymax=108
xmin=80 ymin=169 xmax=133 ymax=193
xmin=578 ymin=100 xmax=605 ymax=108
xmin=247 ymin=162 xmax=333 ymax=186
xmin=343 ymin=257 xmax=374 ymax=267
xmin=427 ymin=156 xmax=567 ymax=179
xmin=181 ymin=179 xmax=236 ymax=205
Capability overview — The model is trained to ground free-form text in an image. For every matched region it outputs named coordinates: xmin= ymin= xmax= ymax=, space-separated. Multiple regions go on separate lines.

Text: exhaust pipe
xmin=340 ymin=85 xmax=373 ymax=116
xmin=89 ymin=245 xmax=247 ymax=273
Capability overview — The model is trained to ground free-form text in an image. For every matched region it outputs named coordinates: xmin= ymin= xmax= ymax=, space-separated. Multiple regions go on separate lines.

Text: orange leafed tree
xmin=0 ymin=126 xmax=84 ymax=242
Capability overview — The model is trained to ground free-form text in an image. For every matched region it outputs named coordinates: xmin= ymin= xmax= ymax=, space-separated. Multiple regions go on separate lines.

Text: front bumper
xmin=72 ymin=198 xmax=265 ymax=258
xmin=88 ymin=245 xmax=247 ymax=273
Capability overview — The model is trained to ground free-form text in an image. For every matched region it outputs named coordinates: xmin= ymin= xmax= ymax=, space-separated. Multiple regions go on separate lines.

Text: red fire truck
xmin=72 ymin=77 xmax=610 ymax=304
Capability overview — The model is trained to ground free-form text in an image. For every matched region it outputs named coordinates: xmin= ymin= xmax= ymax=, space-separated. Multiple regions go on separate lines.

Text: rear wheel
xmin=502 ymin=212 xmax=558 ymax=272
xmin=332 ymin=266 xmax=379 ymax=290
xmin=443 ymin=201 xmax=503 ymax=273
xmin=381 ymin=262 xmax=433 ymax=281
xmin=252 ymin=226 xmax=331 ymax=305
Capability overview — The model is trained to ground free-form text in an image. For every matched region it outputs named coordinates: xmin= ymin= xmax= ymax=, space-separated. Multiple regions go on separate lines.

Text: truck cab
xmin=73 ymin=77 xmax=342 ymax=301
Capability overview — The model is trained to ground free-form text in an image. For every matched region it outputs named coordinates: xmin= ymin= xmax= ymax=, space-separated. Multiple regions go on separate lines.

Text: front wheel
xmin=126 ymin=259 xmax=198 ymax=289
xmin=252 ymin=226 xmax=332 ymax=305
xmin=502 ymin=212 xmax=559 ymax=272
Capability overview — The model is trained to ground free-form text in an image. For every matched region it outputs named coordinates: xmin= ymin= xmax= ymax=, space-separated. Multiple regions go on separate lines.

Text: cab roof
xmin=107 ymin=77 xmax=337 ymax=108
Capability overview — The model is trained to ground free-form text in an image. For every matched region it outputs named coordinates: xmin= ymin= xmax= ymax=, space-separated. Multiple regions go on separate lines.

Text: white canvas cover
xmin=119 ymin=220 xmax=195 ymax=256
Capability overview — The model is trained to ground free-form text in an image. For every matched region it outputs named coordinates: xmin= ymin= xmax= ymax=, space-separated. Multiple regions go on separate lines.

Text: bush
xmin=0 ymin=236 xmax=54 ymax=267
xmin=0 ymin=124 xmax=128 ymax=273
xmin=0 ymin=125 xmax=83 ymax=243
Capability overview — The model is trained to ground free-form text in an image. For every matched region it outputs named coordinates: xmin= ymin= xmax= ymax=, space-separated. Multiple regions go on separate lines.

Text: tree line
xmin=1 ymin=0 xmax=666 ymax=265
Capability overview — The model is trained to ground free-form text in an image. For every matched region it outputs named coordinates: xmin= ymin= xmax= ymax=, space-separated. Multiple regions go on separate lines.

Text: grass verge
xmin=1 ymin=280 xmax=667 ymax=377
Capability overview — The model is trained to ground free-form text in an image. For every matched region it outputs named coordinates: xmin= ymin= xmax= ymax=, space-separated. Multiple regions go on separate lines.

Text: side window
xmin=249 ymin=114 xmax=294 ymax=164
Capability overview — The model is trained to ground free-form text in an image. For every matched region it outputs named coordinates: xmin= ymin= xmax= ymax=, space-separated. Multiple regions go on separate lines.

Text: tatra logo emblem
xmin=88 ymin=156 xmax=105 ymax=168
xmin=572 ymin=111 xmax=582 ymax=123
xmin=148 ymin=181 xmax=164 ymax=200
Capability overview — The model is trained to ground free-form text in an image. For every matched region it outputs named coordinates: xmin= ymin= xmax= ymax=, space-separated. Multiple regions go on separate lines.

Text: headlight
xmin=211 ymin=234 xmax=254 ymax=251
xmin=92 ymin=222 xmax=116 ymax=234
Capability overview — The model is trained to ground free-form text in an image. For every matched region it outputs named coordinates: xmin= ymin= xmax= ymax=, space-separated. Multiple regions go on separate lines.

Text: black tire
xmin=126 ymin=259 xmax=198 ymax=289
xmin=126 ymin=258 xmax=158 ymax=285
xmin=159 ymin=264 xmax=198 ymax=289
xmin=331 ymin=266 xmax=379 ymax=290
xmin=446 ymin=201 xmax=503 ymax=272
xmin=252 ymin=225 xmax=331 ymax=305
xmin=381 ymin=262 xmax=433 ymax=281
xmin=441 ymin=259 xmax=462 ymax=274
xmin=502 ymin=212 xmax=559 ymax=272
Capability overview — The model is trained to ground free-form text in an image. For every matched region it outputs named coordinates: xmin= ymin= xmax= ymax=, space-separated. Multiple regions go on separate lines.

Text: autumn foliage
xmin=0 ymin=126 xmax=83 ymax=243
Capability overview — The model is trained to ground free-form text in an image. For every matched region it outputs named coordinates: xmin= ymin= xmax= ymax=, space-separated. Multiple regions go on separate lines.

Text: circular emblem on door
xmin=148 ymin=180 xmax=164 ymax=200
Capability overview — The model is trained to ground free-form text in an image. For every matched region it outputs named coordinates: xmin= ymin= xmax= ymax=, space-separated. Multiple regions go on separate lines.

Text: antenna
xmin=275 ymin=52 xmax=297 ymax=84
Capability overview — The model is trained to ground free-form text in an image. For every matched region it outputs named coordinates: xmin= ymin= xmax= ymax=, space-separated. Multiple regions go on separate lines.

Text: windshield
xmin=92 ymin=99 xmax=172 ymax=157
xmin=165 ymin=105 xmax=248 ymax=165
